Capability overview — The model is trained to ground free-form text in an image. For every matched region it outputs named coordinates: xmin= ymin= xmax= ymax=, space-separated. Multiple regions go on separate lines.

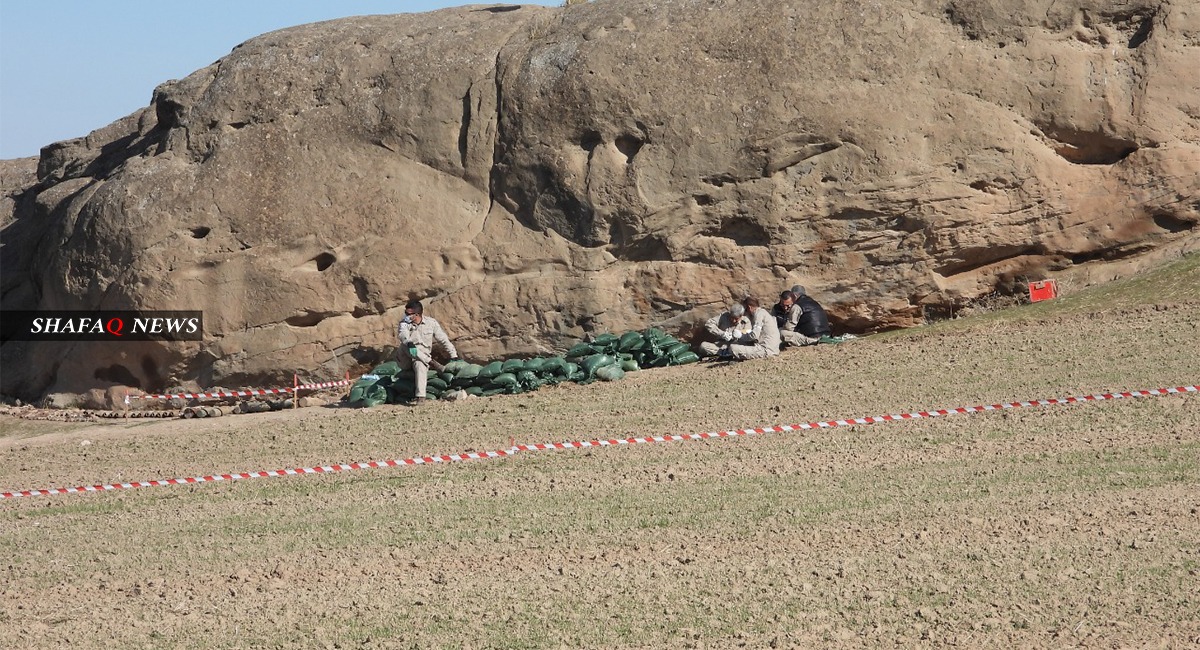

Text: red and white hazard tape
xmin=124 ymin=378 xmax=354 ymax=403
xmin=297 ymin=379 xmax=354 ymax=391
xmin=509 ymin=385 xmax=1198 ymax=450
xmin=5 ymin=384 xmax=1195 ymax=500
xmin=1 ymin=450 xmax=520 ymax=499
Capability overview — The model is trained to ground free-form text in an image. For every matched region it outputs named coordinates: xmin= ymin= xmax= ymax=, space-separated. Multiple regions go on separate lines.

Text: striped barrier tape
xmin=5 ymin=384 xmax=1195 ymax=500
xmin=1 ymin=450 xmax=521 ymax=499
xmin=124 ymin=378 xmax=355 ymax=403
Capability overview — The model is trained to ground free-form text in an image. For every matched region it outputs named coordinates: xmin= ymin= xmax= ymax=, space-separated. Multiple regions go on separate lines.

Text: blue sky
xmin=0 ymin=1 xmax=558 ymax=159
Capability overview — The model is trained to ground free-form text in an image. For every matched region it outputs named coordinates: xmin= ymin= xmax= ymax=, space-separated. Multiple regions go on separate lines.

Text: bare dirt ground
xmin=1 ymin=279 xmax=1198 ymax=648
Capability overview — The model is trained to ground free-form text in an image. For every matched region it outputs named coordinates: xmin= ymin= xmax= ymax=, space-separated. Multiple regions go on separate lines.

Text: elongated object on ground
xmin=4 ymin=385 xmax=1195 ymax=499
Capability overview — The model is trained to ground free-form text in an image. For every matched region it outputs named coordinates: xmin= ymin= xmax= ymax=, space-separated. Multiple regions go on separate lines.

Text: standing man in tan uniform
xmin=397 ymin=300 xmax=459 ymax=404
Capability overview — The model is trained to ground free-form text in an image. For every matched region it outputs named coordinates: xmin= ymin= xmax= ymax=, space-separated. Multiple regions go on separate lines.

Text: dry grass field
xmin=2 ymin=254 xmax=1198 ymax=649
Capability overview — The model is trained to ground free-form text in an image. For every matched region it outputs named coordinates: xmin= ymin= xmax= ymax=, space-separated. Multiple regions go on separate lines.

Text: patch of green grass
xmin=875 ymin=252 xmax=1200 ymax=339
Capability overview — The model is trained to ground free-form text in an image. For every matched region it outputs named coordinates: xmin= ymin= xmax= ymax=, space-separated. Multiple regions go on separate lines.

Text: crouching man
xmin=772 ymin=290 xmax=822 ymax=347
xmin=699 ymin=297 xmax=780 ymax=360
xmin=397 ymin=300 xmax=459 ymax=404
xmin=788 ymin=285 xmax=831 ymax=343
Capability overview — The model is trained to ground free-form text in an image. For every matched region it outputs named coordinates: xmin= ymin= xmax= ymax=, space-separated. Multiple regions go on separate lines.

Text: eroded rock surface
xmin=2 ymin=1 xmax=1197 ymax=398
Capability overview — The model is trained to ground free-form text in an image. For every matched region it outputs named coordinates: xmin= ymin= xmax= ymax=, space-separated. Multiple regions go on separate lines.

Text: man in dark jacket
xmin=775 ymin=285 xmax=831 ymax=346
xmin=773 ymin=291 xmax=817 ymax=347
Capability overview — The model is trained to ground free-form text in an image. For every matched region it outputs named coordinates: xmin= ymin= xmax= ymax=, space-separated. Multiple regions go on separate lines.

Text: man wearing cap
xmin=397 ymin=300 xmax=459 ymax=404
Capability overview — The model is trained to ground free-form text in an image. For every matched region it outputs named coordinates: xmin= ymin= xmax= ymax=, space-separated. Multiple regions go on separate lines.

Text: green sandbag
xmin=672 ymin=351 xmax=701 ymax=365
xmin=646 ymin=354 xmax=670 ymax=368
xmin=451 ymin=375 xmax=477 ymax=388
xmin=456 ymin=363 xmax=483 ymax=380
xmin=427 ymin=377 xmax=449 ymax=392
xmin=502 ymin=359 xmax=525 ymax=373
xmin=361 ymin=395 xmax=388 ymax=408
xmin=638 ymin=336 xmax=662 ymax=354
xmin=644 ymin=329 xmax=674 ymax=348
xmin=595 ymin=365 xmax=626 ymax=382
xmin=386 ymin=380 xmax=415 ymax=403
xmin=568 ymin=370 xmax=588 ymax=383
xmin=580 ymin=353 xmax=617 ymax=378
xmin=442 ymin=360 xmax=469 ymax=374
xmin=566 ymin=342 xmax=597 ymax=359
xmin=390 ymin=377 xmax=412 ymax=390
xmin=371 ymin=361 xmax=402 ymax=376
xmin=439 ymin=371 xmax=456 ymax=383
xmin=465 ymin=386 xmax=484 ymax=397
xmin=482 ymin=381 xmax=521 ymax=394
xmin=516 ymin=369 xmax=542 ymax=391
xmin=668 ymin=345 xmax=696 ymax=360
xmin=618 ymin=331 xmax=645 ymax=352
xmin=359 ymin=382 xmax=388 ymax=407
xmin=348 ymin=377 xmax=376 ymax=403
xmin=591 ymin=333 xmax=619 ymax=347
xmin=539 ymin=357 xmax=567 ymax=376
xmin=522 ymin=357 xmax=546 ymax=373
xmin=663 ymin=341 xmax=691 ymax=357
xmin=478 ymin=361 xmax=504 ymax=380
xmin=490 ymin=372 xmax=519 ymax=388
xmin=621 ymin=359 xmax=640 ymax=372
xmin=563 ymin=361 xmax=580 ymax=378
xmin=652 ymin=335 xmax=678 ymax=349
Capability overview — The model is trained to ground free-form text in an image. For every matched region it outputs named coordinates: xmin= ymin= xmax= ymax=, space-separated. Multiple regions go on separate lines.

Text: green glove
xmin=406 ymin=343 xmax=419 ymax=359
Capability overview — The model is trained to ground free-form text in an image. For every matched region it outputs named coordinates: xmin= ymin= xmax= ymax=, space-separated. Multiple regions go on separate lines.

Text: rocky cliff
xmin=2 ymin=0 xmax=1198 ymax=399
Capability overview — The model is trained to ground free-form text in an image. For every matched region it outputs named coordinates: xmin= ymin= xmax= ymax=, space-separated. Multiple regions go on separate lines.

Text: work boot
xmin=411 ymin=396 xmax=426 ymax=406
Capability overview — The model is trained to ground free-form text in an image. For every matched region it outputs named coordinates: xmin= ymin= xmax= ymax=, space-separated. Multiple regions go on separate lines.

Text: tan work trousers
xmin=781 ymin=330 xmax=822 ymax=347
xmin=699 ymin=341 xmax=776 ymax=360
xmin=729 ymin=343 xmax=774 ymax=360
xmin=396 ymin=352 xmax=429 ymax=398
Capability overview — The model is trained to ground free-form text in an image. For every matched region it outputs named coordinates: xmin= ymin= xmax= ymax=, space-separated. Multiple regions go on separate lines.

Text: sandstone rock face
xmin=2 ymin=1 xmax=1197 ymax=399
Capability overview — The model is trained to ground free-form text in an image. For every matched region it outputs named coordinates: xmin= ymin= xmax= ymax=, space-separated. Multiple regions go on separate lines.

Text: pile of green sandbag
xmin=347 ymin=357 xmax=585 ymax=406
xmin=345 ymin=361 xmax=414 ymax=407
xmin=565 ymin=328 xmax=700 ymax=372
xmin=347 ymin=327 xmax=699 ymax=407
